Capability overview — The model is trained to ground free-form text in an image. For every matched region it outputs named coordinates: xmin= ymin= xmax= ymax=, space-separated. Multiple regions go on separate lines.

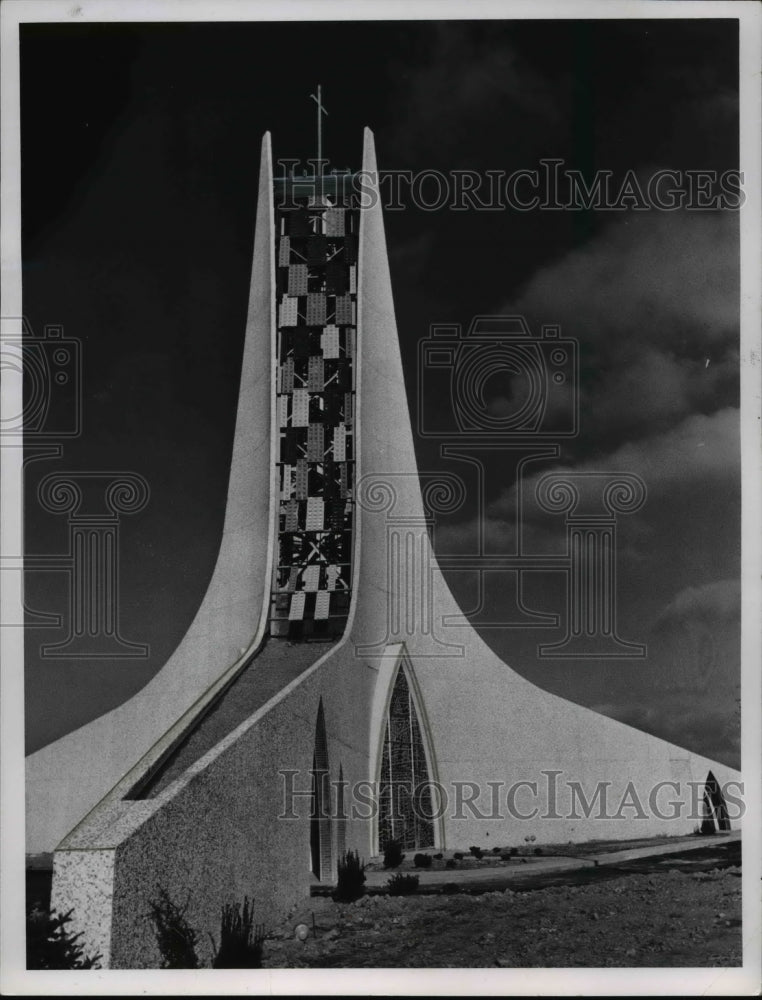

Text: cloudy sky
xmin=20 ymin=18 xmax=740 ymax=766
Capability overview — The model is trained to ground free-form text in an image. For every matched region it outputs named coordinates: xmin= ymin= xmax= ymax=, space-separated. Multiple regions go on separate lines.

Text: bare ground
xmin=263 ymin=865 xmax=742 ymax=968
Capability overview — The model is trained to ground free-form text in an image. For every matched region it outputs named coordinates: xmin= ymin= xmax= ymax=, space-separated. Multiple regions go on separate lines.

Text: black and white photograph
xmin=1 ymin=0 xmax=760 ymax=994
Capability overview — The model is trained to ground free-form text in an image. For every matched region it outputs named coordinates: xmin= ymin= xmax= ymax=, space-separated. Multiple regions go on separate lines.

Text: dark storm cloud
xmin=653 ymin=577 xmax=741 ymax=632
xmin=432 ymin=201 xmax=740 ymax=770
xmin=437 ymin=406 xmax=739 ymax=553
xmin=593 ymin=578 xmax=741 ymax=767
xmin=513 ymin=210 xmax=738 ymax=345
xmin=503 ymin=209 xmax=740 ymax=451
xmin=385 ymin=23 xmax=562 ymax=162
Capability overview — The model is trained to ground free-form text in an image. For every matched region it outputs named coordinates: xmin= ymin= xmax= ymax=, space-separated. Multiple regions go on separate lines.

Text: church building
xmin=25 ymin=127 xmax=741 ymax=968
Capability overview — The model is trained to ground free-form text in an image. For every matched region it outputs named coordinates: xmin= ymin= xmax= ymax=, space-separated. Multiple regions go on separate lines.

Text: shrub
xmin=492 ymin=846 xmax=502 ymax=855
xmin=211 ymin=896 xmax=265 ymax=968
xmin=453 ymin=852 xmax=464 ymax=860
xmin=26 ymin=905 xmax=102 ymax=970
xmin=534 ymin=847 xmax=543 ymax=856
xmin=509 ymin=847 xmax=519 ymax=856
xmin=445 ymin=858 xmax=457 ymax=869
xmin=382 ymin=839 xmax=405 ymax=869
xmin=387 ymin=873 xmax=419 ymax=896
xmin=413 ymin=853 xmax=432 ymax=868
xmin=469 ymin=846 xmax=483 ymax=859
xmin=433 ymin=852 xmax=443 ymax=860
xmin=441 ymin=882 xmax=460 ymax=895
xmin=148 ymin=888 xmax=200 ymax=969
xmin=333 ymin=849 xmax=366 ymax=903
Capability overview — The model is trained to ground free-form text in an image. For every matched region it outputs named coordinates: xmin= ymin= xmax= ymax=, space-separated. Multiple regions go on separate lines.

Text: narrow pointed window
xmin=310 ymin=699 xmax=332 ymax=880
xmin=378 ymin=668 xmax=435 ymax=851
xmin=336 ymin=764 xmax=347 ymax=859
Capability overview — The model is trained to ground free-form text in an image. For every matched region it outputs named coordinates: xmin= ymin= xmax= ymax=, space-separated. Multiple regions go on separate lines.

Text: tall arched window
xmin=378 ymin=667 xmax=435 ymax=851
xmin=700 ymin=770 xmax=731 ymax=833
xmin=310 ymin=698 xmax=332 ymax=879
xmin=336 ymin=763 xmax=347 ymax=860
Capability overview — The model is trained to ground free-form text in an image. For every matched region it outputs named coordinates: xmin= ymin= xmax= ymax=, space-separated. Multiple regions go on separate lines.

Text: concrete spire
xmin=25 ymin=134 xmax=278 ymax=856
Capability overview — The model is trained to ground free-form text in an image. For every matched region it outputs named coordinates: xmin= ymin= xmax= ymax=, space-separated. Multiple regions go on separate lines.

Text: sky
xmin=20 ymin=18 xmax=740 ymax=767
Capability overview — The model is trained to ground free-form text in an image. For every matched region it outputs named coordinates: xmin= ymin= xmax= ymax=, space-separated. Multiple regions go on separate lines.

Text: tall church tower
xmin=27 ymin=128 xmax=740 ymax=968
xmin=268 ymin=161 xmax=359 ymax=640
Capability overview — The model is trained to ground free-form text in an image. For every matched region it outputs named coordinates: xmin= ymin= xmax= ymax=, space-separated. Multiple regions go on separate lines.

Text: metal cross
xmin=310 ymin=85 xmax=328 ymax=184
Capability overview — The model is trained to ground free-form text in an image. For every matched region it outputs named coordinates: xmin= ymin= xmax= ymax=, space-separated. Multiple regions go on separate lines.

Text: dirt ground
xmin=263 ymin=865 xmax=742 ymax=968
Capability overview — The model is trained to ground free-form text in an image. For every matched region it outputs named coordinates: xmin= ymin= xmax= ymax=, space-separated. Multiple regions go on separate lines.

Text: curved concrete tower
xmin=37 ymin=129 xmax=741 ymax=968
xmin=25 ymin=135 xmax=278 ymax=856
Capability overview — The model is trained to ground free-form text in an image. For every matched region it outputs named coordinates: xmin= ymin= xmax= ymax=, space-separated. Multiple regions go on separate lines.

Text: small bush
xmin=534 ymin=847 xmax=543 ymax=856
xmin=509 ymin=847 xmax=519 ymax=856
xmin=333 ymin=849 xmax=366 ymax=903
xmin=469 ymin=846 xmax=483 ymax=859
xmin=453 ymin=852 xmax=464 ymax=860
xmin=27 ymin=906 xmax=101 ymax=970
xmin=413 ymin=853 xmax=432 ymax=868
xmin=441 ymin=882 xmax=460 ymax=895
xmin=433 ymin=852 xmax=443 ymax=860
xmin=445 ymin=858 xmax=457 ymax=869
xmin=387 ymin=873 xmax=419 ymax=896
xmin=211 ymin=896 xmax=265 ymax=968
xmin=492 ymin=846 xmax=502 ymax=855
xmin=382 ymin=839 xmax=405 ymax=869
xmin=148 ymin=888 xmax=200 ymax=969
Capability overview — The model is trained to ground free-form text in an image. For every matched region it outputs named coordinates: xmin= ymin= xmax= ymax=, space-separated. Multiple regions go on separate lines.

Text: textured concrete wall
xmin=55 ymin=647 xmax=374 ymax=968
xmin=50 ymin=848 xmax=117 ymax=967
xmin=26 ymin=134 xmax=278 ymax=856
xmin=48 ymin=129 xmax=743 ymax=967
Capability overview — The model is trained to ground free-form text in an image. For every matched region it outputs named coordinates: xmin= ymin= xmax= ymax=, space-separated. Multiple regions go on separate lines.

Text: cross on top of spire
xmin=310 ymin=85 xmax=328 ymax=182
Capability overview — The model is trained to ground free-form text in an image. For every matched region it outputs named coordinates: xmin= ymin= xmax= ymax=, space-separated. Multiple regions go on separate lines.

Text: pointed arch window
xmin=336 ymin=763 xmax=347 ymax=860
xmin=378 ymin=667 xmax=435 ymax=851
xmin=700 ymin=770 xmax=731 ymax=833
xmin=310 ymin=699 xmax=332 ymax=880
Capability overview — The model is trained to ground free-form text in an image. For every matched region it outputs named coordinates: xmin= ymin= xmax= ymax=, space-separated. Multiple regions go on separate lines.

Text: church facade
xmin=26 ymin=130 xmax=741 ymax=968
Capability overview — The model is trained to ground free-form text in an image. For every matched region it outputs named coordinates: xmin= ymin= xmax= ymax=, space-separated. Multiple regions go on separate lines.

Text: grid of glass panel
xmin=269 ymin=191 xmax=358 ymax=639
xmin=378 ymin=669 xmax=435 ymax=851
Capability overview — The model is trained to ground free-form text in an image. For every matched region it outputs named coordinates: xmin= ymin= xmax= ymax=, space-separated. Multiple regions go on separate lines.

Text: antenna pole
xmin=310 ymin=85 xmax=328 ymax=198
